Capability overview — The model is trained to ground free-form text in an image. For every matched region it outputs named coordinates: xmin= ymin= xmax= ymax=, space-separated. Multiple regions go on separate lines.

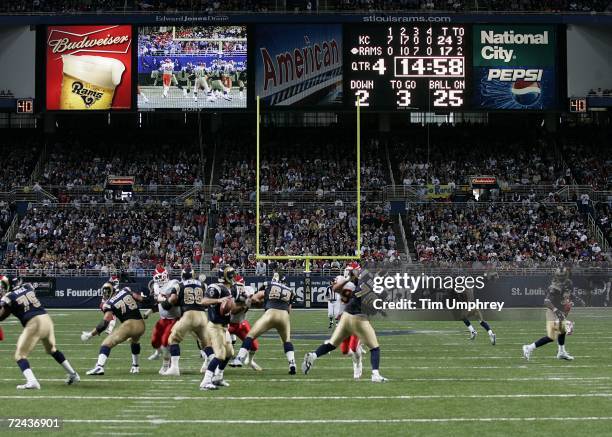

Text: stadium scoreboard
xmin=346 ymin=25 xmax=470 ymax=110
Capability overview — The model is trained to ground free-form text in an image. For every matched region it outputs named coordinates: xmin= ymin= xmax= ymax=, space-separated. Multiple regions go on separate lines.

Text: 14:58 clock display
xmin=346 ymin=24 xmax=471 ymax=110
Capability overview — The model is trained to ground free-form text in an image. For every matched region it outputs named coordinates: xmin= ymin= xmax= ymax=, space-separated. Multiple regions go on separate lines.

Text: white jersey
xmin=230 ymin=284 xmax=255 ymax=324
xmin=161 ymin=61 xmax=175 ymax=74
xmin=155 ymin=279 xmax=181 ymax=319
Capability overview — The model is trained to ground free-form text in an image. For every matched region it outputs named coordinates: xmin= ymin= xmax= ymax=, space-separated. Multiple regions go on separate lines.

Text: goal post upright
xmin=254 ymin=95 xmax=362 ymax=267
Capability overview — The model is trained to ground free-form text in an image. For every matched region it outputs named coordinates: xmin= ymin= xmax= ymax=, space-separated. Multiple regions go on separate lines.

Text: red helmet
xmin=153 ymin=265 xmax=168 ymax=283
xmin=234 ymin=274 xmax=245 ymax=285
xmin=344 ymin=261 xmax=361 ymax=279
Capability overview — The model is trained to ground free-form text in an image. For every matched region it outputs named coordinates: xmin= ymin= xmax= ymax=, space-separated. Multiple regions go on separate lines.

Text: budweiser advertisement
xmin=46 ymin=25 xmax=133 ymax=110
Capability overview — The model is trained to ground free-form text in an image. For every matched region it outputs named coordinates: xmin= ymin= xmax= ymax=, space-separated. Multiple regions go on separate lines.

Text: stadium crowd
xmin=39 ymin=139 xmax=203 ymax=187
xmin=1 ymin=205 xmax=207 ymax=273
xmin=407 ymin=202 xmax=605 ymax=265
xmin=139 ymin=26 xmax=246 ymax=57
xmin=0 ymin=140 xmax=39 ymax=191
xmin=210 ymin=204 xmax=399 ymax=273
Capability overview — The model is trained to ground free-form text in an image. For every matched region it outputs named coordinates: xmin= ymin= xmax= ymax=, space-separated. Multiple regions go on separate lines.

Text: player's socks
xmin=17 ymin=359 xmax=38 ymax=385
xmin=97 ymin=345 xmax=111 ymax=367
xmin=106 ymin=318 xmax=116 ymax=335
xmin=314 ymin=342 xmax=336 ymax=358
xmin=533 ymin=336 xmax=553 ymax=349
xmin=370 ymin=347 xmax=381 ymax=370
xmin=479 ymin=321 xmax=492 ymax=332
xmin=131 ymin=343 xmax=141 ymax=366
xmin=169 ymin=344 xmax=180 ymax=367
xmin=557 ymin=333 xmax=566 ymax=346
xmin=51 ymin=350 xmax=76 ymax=375
xmin=284 ymin=342 xmax=295 ymax=365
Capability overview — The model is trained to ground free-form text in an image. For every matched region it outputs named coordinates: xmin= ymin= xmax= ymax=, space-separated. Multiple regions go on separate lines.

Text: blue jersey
xmin=206 ymin=283 xmax=236 ymax=325
xmin=0 ymin=283 xmax=47 ymax=327
xmin=102 ymin=288 xmax=143 ymax=323
xmin=343 ymin=279 xmax=364 ymax=316
xmin=263 ymin=281 xmax=295 ymax=312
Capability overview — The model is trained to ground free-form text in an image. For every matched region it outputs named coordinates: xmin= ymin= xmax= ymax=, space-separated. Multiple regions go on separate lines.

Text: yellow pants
xmin=206 ymin=322 xmax=234 ymax=361
xmin=15 ymin=314 xmax=56 ymax=361
xmin=545 ymin=309 xmax=566 ymax=340
xmin=168 ymin=310 xmax=208 ymax=345
xmin=102 ymin=319 xmax=145 ymax=348
xmin=248 ymin=309 xmax=291 ymax=343
xmin=329 ymin=312 xmax=379 ymax=349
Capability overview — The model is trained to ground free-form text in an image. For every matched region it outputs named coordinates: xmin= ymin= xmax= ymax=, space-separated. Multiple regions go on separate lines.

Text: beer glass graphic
xmin=60 ymin=55 xmax=125 ymax=109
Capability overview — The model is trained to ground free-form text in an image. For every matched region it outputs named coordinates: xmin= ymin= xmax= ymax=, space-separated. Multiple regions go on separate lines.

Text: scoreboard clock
xmin=569 ymin=98 xmax=587 ymax=113
xmin=16 ymin=98 xmax=34 ymax=114
xmin=346 ymin=24 xmax=471 ymax=110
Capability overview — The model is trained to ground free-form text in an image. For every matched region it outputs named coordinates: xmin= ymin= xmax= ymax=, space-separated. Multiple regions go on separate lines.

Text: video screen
xmin=0 ymin=26 xmax=36 ymax=102
xmin=46 ymin=25 xmax=133 ymax=111
xmin=137 ymin=26 xmax=247 ymax=110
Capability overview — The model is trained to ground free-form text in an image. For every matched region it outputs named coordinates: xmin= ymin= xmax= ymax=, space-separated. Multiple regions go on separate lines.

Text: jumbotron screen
xmin=346 ymin=24 xmax=471 ymax=111
xmin=137 ymin=25 xmax=247 ymax=110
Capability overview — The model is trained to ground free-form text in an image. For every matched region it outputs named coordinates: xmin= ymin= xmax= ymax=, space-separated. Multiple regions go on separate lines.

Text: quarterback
xmin=0 ymin=275 xmax=79 ymax=389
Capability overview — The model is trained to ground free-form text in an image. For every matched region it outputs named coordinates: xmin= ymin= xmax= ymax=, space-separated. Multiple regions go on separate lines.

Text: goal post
xmin=255 ymin=96 xmax=362 ymax=272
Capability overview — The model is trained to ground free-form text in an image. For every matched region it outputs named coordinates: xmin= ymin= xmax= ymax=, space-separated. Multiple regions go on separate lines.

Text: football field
xmin=0 ymin=308 xmax=611 ymax=436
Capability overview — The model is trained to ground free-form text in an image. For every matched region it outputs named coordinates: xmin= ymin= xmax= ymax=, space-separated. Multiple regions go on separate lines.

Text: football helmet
xmin=344 ymin=261 xmax=362 ymax=279
xmin=153 ymin=265 xmax=169 ymax=284
xmin=0 ymin=275 xmax=10 ymax=296
xmin=181 ymin=265 xmax=194 ymax=281
xmin=218 ymin=266 xmax=236 ymax=285
xmin=101 ymin=283 xmax=115 ymax=300
xmin=235 ymin=274 xmax=245 ymax=285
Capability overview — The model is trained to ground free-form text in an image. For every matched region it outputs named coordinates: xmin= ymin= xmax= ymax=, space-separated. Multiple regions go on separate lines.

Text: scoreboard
xmin=346 ymin=25 xmax=471 ymax=110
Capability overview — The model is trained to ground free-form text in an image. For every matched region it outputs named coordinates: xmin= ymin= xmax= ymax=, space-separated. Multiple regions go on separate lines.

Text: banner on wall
xmin=46 ymin=25 xmax=133 ymax=110
xmin=255 ymin=24 xmax=343 ymax=107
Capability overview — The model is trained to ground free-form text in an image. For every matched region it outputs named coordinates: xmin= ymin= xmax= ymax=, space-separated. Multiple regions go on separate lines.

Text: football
xmin=220 ymin=298 xmax=235 ymax=316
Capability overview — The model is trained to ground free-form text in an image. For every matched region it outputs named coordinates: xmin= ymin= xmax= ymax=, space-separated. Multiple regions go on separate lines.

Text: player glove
xmin=81 ymin=331 xmax=93 ymax=342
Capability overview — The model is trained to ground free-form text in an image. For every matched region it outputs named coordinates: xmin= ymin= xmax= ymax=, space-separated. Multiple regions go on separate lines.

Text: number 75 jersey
xmin=0 ymin=283 xmax=47 ymax=327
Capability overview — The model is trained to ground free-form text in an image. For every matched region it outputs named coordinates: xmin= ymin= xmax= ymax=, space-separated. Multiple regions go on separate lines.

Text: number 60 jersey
xmin=103 ymin=287 xmax=143 ymax=322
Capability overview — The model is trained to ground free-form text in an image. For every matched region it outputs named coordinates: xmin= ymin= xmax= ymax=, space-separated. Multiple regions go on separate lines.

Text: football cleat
xmin=17 ymin=381 xmax=41 ymax=390
xmin=289 ymin=365 xmax=296 ymax=375
xmin=66 ymin=372 xmax=80 ymax=385
xmin=522 ymin=345 xmax=532 ymax=361
xmin=353 ymin=360 xmax=363 ymax=380
xmin=250 ymin=360 xmax=263 ymax=371
xmin=371 ymin=373 xmax=388 ymax=383
xmin=148 ymin=350 xmax=161 ymax=361
xmin=213 ymin=379 xmax=230 ymax=387
xmin=163 ymin=366 xmax=180 ymax=376
xmin=200 ymin=382 xmax=218 ymax=391
xmin=229 ymin=356 xmax=245 ymax=368
xmin=469 ymin=330 xmax=477 ymax=340
xmin=86 ymin=366 xmax=105 ymax=375
xmin=557 ymin=351 xmax=574 ymax=361
xmin=130 ymin=365 xmax=140 ymax=374
xmin=301 ymin=352 xmax=316 ymax=375
xmin=489 ymin=333 xmax=496 ymax=345
xmin=159 ymin=363 xmax=169 ymax=375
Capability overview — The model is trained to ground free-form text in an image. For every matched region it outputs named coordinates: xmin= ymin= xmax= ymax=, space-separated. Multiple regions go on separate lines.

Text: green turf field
xmin=0 ymin=308 xmax=611 ymax=436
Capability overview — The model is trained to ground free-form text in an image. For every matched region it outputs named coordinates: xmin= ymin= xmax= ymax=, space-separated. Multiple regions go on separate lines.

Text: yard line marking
xmin=0 ymin=376 xmax=609 ymax=383
xmin=62 ymin=417 xmax=612 ymax=424
xmin=1 ymin=393 xmax=611 ymax=401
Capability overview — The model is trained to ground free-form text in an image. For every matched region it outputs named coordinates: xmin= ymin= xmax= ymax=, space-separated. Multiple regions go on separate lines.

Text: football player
xmin=81 ymin=281 xmax=146 ymax=375
xmin=145 ymin=266 xmax=182 ymax=374
xmin=163 ymin=266 xmax=211 ymax=376
xmin=227 ymin=275 xmax=262 ymax=371
xmin=200 ymin=266 xmax=240 ymax=391
xmin=522 ymin=267 xmax=575 ymax=361
xmin=302 ymin=262 xmax=388 ymax=383
xmin=326 ymin=279 xmax=339 ymax=329
xmin=458 ymin=287 xmax=496 ymax=345
xmin=0 ymin=275 xmax=79 ymax=389
xmin=99 ymin=276 xmax=119 ymax=335
xmin=231 ymin=272 xmax=297 ymax=375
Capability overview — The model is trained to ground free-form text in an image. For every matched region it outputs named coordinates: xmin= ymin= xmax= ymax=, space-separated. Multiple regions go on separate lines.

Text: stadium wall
xmin=27 ymin=275 xmax=611 ymax=309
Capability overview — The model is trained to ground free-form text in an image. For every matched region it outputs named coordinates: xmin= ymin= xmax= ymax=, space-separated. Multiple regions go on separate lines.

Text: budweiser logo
xmin=71 ymin=81 xmax=104 ymax=107
xmin=47 ymin=25 xmax=131 ymax=57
